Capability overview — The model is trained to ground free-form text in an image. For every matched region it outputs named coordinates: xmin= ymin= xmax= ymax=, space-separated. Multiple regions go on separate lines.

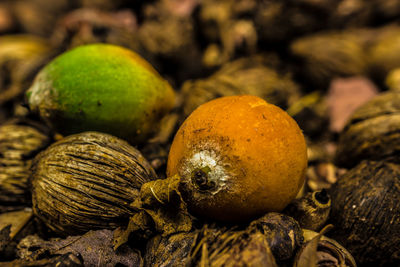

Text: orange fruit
xmin=167 ymin=95 xmax=307 ymax=222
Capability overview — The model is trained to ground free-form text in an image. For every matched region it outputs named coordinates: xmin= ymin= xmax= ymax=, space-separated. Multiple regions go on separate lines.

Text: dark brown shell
xmin=0 ymin=122 xmax=50 ymax=205
xmin=247 ymin=212 xmax=304 ymax=261
xmin=283 ymin=190 xmax=331 ymax=231
xmin=328 ymin=160 xmax=400 ymax=266
xmin=31 ymin=131 xmax=157 ymax=235
xmin=335 ymin=91 xmax=400 ymax=168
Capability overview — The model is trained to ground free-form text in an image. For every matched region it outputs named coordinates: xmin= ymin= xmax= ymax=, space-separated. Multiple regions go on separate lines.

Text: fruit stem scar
xmin=182 ymin=149 xmax=229 ymax=194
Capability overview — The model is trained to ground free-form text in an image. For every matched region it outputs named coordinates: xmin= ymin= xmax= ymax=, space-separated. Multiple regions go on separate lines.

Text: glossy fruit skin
xmin=27 ymin=43 xmax=175 ymax=144
xmin=167 ymin=95 xmax=307 ymax=222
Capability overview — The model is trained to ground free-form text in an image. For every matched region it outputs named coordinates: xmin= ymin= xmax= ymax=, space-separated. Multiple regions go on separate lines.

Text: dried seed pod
xmin=190 ymin=225 xmax=278 ymax=267
xmin=328 ymin=160 xmax=400 ymax=266
xmin=295 ymin=229 xmax=357 ymax=267
xmin=144 ymin=231 xmax=197 ymax=267
xmin=181 ymin=55 xmax=300 ymax=118
xmin=290 ymin=31 xmax=367 ymax=89
xmin=145 ymin=213 xmax=301 ymax=266
xmin=247 ymin=212 xmax=303 ymax=261
xmin=0 ymin=120 xmax=51 ymax=205
xmin=31 ymin=131 xmax=157 ymax=235
xmin=283 ymin=190 xmax=331 ymax=231
xmin=335 ymin=91 xmax=400 ymax=168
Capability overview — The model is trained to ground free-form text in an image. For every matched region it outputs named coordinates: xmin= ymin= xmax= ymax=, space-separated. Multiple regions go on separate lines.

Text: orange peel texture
xmin=167 ymin=95 xmax=307 ymax=222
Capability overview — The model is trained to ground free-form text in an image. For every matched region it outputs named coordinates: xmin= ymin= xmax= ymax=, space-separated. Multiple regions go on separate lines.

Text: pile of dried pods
xmin=1 ymin=1 xmax=399 ymax=266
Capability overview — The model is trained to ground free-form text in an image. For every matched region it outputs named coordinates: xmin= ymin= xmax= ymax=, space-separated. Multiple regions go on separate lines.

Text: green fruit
xmin=27 ymin=44 xmax=175 ymax=144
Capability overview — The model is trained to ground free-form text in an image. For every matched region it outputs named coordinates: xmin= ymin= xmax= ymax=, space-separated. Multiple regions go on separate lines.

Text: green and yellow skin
xmin=27 ymin=44 xmax=175 ymax=144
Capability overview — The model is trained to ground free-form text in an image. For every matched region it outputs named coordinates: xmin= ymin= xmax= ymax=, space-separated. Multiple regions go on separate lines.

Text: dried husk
xmin=0 ymin=121 xmax=51 ymax=205
xmin=290 ymin=31 xmax=367 ymax=89
xmin=247 ymin=212 xmax=304 ymax=262
xmin=113 ymin=174 xmax=193 ymax=250
xmin=144 ymin=230 xmax=198 ymax=267
xmin=190 ymin=225 xmax=278 ymax=267
xmin=283 ymin=190 xmax=331 ymax=231
xmin=335 ymin=91 xmax=400 ymax=168
xmin=144 ymin=212 xmax=302 ymax=266
xmin=31 ymin=131 xmax=157 ymax=235
xmin=294 ymin=228 xmax=356 ymax=267
xmin=181 ymin=55 xmax=300 ymax=118
xmin=328 ymin=160 xmax=400 ymax=266
xmin=17 ymin=230 xmax=142 ymax=266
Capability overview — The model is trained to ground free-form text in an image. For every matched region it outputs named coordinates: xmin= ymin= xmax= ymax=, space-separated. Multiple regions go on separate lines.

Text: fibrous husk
xmin=335 ymin=91 xmax=400 ymax=168
xmin=290 ymin=31 xmax=368 ymax=89
xmin=31 ymin=131 xmax=157 ymax=235
xmin=188 ymin=225 xmax=278 ymax=267
xmin=0 ymin=120 xmax=51 ymax=206
xmin=181 ymin=55 xmax=300 ymax=118
xmin=17 ymin=229 xmax=142 ymax=266
xmin=328 ymin=160 xmax=400 ymax=266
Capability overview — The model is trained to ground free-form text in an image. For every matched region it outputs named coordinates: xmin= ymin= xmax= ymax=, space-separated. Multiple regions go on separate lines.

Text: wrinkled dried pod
xmin=247 ymin=212 xmax=303 ymax=261
xmin=181 ymin=55 xmax=300 ymax=117
xmin=294 ymin=229 xmax=357 ymax=267
xmin=0 ymin=121 xmax=51 ymax=205
xmin=283 ymin=190 xmax=331 ymax=231
xmin=31 ymin=131 xmax=157 ymax=235
xmin=328 ymin=160 xmax=400 ymax=266
xmin=290 ymin=31 xmax=367 ymax=89
xmin=335 ymin=91 xmax=400 ymax=168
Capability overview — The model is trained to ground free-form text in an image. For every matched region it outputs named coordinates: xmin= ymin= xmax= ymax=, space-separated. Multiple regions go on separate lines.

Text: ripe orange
xmin=167 ymin=95 xmax=307 ymax=222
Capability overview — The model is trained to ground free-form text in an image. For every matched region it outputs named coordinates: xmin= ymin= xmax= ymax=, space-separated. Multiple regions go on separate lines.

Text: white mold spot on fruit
xmin=182 ymin=148 xmax=230 ymax=194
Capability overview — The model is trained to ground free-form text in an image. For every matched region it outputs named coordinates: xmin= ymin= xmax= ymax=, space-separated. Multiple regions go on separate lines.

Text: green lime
xmin=27 ymin=43 xmax=175 ymax=144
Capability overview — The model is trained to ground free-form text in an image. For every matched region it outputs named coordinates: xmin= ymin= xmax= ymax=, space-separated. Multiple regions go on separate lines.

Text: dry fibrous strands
xmin=31 ymin=131 xmax=157 ymax=235
xmin=0 ymin=120 xmax=51 ymax=205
